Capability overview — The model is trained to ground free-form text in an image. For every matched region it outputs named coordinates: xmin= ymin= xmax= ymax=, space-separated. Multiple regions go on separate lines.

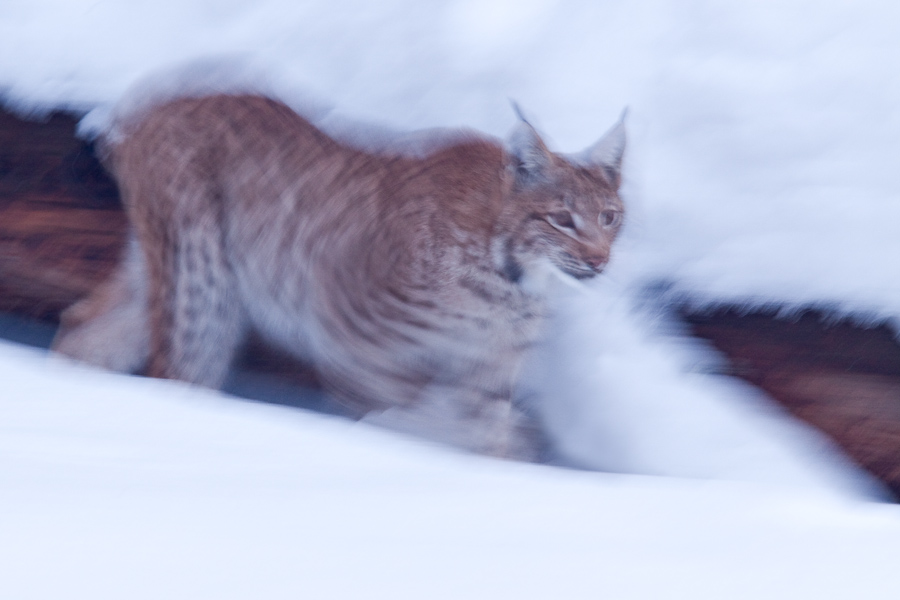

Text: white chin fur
xmin=521 ymin=258 xmax=588 ymax=295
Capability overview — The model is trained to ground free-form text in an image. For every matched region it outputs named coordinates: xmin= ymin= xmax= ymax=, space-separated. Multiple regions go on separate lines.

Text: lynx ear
xmin=584 ymin=108 xmax=627 ymax=187
xmin=508 ymin=103 xmax=553 ymax=180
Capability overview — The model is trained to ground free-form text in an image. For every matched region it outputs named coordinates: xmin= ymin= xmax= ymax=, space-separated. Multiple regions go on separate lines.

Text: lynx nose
xmin=584 ymin=255 xmax=608 ymax=271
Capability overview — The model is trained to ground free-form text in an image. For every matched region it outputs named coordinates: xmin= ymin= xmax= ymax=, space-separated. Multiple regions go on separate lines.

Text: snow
xmin=5 ymin=0 xmax=899 ymax=316
xmin=2 ymin=1 xmax=900 ymax=596
xmin=526 ymin=281 xmax=880 ymax=492
xmin=3 ymin=341 xmax=900 ymax=599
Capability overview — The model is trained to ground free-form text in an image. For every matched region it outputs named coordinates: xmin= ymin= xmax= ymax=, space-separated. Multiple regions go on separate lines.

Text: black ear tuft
xmin=507 ymin=104 xmax=552 ymax=180
xmin=584 ymin=109 xmax=627 ymax=187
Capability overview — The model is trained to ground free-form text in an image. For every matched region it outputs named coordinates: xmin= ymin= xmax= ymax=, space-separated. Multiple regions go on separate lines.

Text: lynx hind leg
xmin=136 ymin=184 xmax=246 ymax=389
xmin=52 ymin=237 xmax=150 ymax=374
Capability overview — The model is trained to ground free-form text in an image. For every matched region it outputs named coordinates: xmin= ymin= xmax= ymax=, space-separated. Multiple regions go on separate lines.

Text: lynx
xmin=54 ymin=94 xmax=626 ymax=459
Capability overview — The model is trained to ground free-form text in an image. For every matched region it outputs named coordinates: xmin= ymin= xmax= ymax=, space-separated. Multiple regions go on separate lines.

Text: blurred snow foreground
xmin=3 ymin=0 xmax=900 ymax=596
xmin=4 ymin=341 xmax=900 ymax=600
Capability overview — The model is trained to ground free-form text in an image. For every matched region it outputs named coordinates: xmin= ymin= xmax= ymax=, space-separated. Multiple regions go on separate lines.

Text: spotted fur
xmin=53 ymin=94 xmax=626 ymax=459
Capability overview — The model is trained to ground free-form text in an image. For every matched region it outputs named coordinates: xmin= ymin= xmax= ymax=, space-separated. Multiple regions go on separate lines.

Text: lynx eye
xmin=600 ymin=210 xmax=621 ymax=228
xmin=548 ymin=211 xmax=576 ymax=231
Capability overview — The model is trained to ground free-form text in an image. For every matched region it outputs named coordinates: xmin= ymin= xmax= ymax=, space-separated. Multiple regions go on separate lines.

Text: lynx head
xmin=494 ymin=109 xmax=626 ymax=286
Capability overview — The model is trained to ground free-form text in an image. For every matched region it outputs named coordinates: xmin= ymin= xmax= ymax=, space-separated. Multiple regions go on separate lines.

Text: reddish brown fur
xmin=53 ymin=94 xmax=625 ymax=459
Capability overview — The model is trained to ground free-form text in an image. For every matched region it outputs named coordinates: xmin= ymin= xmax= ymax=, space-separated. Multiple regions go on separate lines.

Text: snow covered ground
xmin=4 ymin=341 xmax=900 ymax=599
xmin=2 ymin=1 xmax=900 ymax=596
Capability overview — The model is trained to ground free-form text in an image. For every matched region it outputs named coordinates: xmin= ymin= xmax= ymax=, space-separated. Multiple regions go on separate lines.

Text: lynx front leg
xmin=462 ymin=390 xmax=547 ymax=462
xmin=361 ymin=383 xmax=546 ymax=461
